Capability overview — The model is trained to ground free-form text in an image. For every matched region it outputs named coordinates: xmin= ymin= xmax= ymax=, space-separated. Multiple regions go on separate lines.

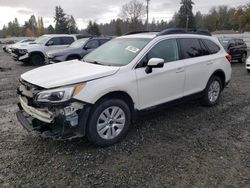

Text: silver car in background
xmin=46 ymin=37 xmax=112 ymax=64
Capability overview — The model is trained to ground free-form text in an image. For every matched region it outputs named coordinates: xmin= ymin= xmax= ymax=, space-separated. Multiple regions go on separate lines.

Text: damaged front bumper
xmin=16 ymin=96 xmax=91 ymax=140
xmin=19 ymin=96 xmax=54 ymax=123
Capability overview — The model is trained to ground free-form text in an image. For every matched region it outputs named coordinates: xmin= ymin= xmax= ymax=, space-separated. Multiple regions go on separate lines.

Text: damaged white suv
xmin=16 ymin=29 xmax=232 ymax=146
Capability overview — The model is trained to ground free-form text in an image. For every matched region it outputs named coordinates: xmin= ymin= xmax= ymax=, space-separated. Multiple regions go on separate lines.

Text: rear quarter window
xmin=62 ymin=37 xmax=75 ymax=45
xmin=202 ymin=39 xmax=220 ymax=54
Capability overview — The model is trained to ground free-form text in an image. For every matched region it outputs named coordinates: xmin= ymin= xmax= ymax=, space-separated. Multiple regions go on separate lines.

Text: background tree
xmin=68 ymin=15 xmax=78 ymax=34
xmin=87 ymin=21 xmax=100 ymax=36
xmin=54 ymin=6 xmax=69 ymax=34
xmin=37 ymin=17 xmax=45 ymax=36
xmin=29 ymin=15 xmax=37 ymax=36
xmin=115 ymin=19 xmax=122 ymax=36
xmin=47 ymin=25 xmax=55 ymax=34
xmin=177 ymin=0 xmax=196 ymax=29
xmin=120 ymin=0 xmax=146 ymax=31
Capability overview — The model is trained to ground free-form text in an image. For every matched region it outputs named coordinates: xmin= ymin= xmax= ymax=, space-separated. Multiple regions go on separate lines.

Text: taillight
xmin=226 ymin=54 xmax=232 ymax=63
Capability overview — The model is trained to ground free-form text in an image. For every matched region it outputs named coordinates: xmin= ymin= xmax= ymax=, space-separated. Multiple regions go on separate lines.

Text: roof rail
xmin=124 ymin=31 xmax=158 ymax=35
xmin=157 ymin=28 xmax=212 ymax=36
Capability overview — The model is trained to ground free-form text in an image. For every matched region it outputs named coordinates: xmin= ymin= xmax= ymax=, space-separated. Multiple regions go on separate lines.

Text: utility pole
xmin=146 ymin=0 xmax=150 ymax=31
xmin=186 ymin=15 xmax=189 ymax=31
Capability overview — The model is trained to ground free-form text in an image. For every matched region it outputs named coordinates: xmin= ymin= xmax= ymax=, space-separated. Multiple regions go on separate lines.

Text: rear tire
xmin=86 ymin=99 xmax=131 ymax=146
xmin=247 ymin=69 xmax=250 ymax=73
xmin=201 ymin=76 xmax=223 ymax=107
xmin=30 ymin=54 xmax=45 ymax=65
xmin=240 ymin=53 xmax=247 ymax=63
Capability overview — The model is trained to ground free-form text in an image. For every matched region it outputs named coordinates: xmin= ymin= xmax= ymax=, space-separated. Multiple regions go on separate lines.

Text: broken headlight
xmin=19 ymin=49 xmax=28 ymax=54
xmin=36 ymin=84 xmax=86 ymax=103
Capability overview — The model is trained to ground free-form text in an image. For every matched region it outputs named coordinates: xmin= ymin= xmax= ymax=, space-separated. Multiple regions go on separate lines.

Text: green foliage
xmin=177 ymin=0 xmax=196 ymax=29
xmin=54 ymin=6 xmax=69 ymax=34
xmin=54 ymin=6 xmax=78 ymax=34
xmin=87 ymin=21 xmax=100 ymax=36
xmin=47 ymin=25 xmax=55 ymax=34
xmin=68 ymin=16 xmax=78 ymax=34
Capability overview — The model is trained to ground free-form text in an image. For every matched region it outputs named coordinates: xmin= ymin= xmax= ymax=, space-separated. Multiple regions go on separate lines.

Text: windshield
xmin=84 ymin=38 xmax=151 ymax=66
xmin=34 ymin=36 xmax=50 ymax=44
xmin=69 ymin=38 xmax=89 ymax=48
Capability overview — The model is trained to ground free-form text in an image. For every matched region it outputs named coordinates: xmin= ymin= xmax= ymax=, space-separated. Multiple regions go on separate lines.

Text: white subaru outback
xmin=16 ymin=29 xmax=232 ymax=146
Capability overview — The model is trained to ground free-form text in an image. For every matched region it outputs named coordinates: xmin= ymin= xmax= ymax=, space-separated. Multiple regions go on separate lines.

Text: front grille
xmin=12 ymin=48 xmax=20 ymax=56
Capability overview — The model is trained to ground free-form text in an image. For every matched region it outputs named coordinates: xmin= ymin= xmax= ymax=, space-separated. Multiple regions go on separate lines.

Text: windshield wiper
xmin=84 ymin=60 xmax=103 ymax=65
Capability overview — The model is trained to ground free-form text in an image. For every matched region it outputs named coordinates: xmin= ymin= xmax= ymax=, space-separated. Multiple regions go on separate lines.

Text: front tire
xmin=86 ymin=99 xmax=131 ymax=146
xmin=247 ymin=69 xmax=250 ymax=73
xmin=201 ymin=76 xmax=223 ymax=107
xmin=30 ymin=54 xmax=45 ymax=65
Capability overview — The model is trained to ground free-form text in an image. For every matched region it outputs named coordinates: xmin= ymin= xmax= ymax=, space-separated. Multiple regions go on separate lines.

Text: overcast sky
xmin=0 ymin=0 xmax=249 ymax=29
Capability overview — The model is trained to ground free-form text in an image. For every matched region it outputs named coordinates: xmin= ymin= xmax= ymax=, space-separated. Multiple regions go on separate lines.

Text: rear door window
xmin=179 ymin=38 xmax=204 ymax=59
xmin=199 ymin=40 xmax=210 ymax=55
xmin=202 ymin=39 xmax=220 ymax=54
xmin=61 ymin=37 xmax=75 ymax=45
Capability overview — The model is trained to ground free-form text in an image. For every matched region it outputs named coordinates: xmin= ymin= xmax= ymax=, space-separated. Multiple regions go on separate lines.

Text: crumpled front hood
xmin=21 ymin=60 xmax=120 ymax=88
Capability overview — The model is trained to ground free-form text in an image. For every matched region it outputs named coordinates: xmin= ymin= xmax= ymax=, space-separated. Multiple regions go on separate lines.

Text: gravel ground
xmin=0 ymin=47 xmax=250 ymax=188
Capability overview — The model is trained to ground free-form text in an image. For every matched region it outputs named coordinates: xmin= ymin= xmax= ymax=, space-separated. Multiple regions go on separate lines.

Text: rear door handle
xmin=176 ymin=67 xmax=184 ymax=73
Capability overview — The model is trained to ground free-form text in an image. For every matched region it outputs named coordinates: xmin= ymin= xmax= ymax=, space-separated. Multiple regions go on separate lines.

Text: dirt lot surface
xmin=0 ymin=47 xmax=250 ymax=188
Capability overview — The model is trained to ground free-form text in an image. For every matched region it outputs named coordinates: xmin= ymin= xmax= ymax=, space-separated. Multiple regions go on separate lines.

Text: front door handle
xmin=176 ymin=67 xmax=184 ymax=73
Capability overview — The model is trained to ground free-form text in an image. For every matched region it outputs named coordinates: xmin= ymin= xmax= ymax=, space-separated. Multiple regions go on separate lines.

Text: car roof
xmin=120 ymin=32 xmax=158 ymax=39
xmin=43 ymin=34 xmax=76 ymax=37
xmin=119 ymin=32 xmax=216 ymax=40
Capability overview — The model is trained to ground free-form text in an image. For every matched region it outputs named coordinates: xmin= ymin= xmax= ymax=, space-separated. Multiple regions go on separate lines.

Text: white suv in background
xmin=16 ymin=29 xmax=232 ymax=146
xmin=11 ymin=34 xmax=77 ymax=65
xmin=246 ymin=56 xmax=250 ymax=73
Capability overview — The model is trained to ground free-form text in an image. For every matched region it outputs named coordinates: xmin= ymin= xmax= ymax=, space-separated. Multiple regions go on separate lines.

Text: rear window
xmin=236 ymin=39 xmax=244 ymax=46
xmin=179 ymin=38 xmax=204 ymax=59
xmin=62 ymin=37 xmax=75 ymax=45
xmin=202 ymin=39 xmax=220 ymax=54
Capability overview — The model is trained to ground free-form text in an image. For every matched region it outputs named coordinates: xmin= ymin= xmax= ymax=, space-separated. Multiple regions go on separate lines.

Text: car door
xmin=135 ymin=39 xmax=185 ymax=110
xmin=228 ymin=40 xmax=237 ymax=60
xmin=84 ymin=39 xmax=99 ymax=52
xmin=236 ymin=39 xmax=246 ymax=58
xmin=179 ymin=38 xmax=213 ymax=96
xmin=45 ymin=37 xmax=74 ymax=52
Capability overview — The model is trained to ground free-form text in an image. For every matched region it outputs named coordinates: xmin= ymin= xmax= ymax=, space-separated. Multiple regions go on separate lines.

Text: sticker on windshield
xmin=126 ymin=46 xmax=140 ymax=53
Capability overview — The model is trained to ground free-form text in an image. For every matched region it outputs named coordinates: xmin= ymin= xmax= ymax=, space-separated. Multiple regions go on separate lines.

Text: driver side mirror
xmin=83 ymin=46 xmax=91 ymax=50
xmin=145 ymin=58 xmax=164 ymax=74
xmin=46 ymin=40 xmax=54 ymax=46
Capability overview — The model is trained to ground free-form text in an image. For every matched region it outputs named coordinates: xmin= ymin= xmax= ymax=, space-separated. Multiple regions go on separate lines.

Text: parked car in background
xmin=219 ymin=38 xmax=247 ymax=63
xmin=3 ymin=39 xmax=35 ymax=53
xmin=46 ymin=37 xmax=112 ymax=64
xmin=246 ymin=56 xmax=250 ymax=73
xmin=16 ymin=29 xmax=232 ymax=146
xmin=11 ymin=34 xmax=77 ymax=65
